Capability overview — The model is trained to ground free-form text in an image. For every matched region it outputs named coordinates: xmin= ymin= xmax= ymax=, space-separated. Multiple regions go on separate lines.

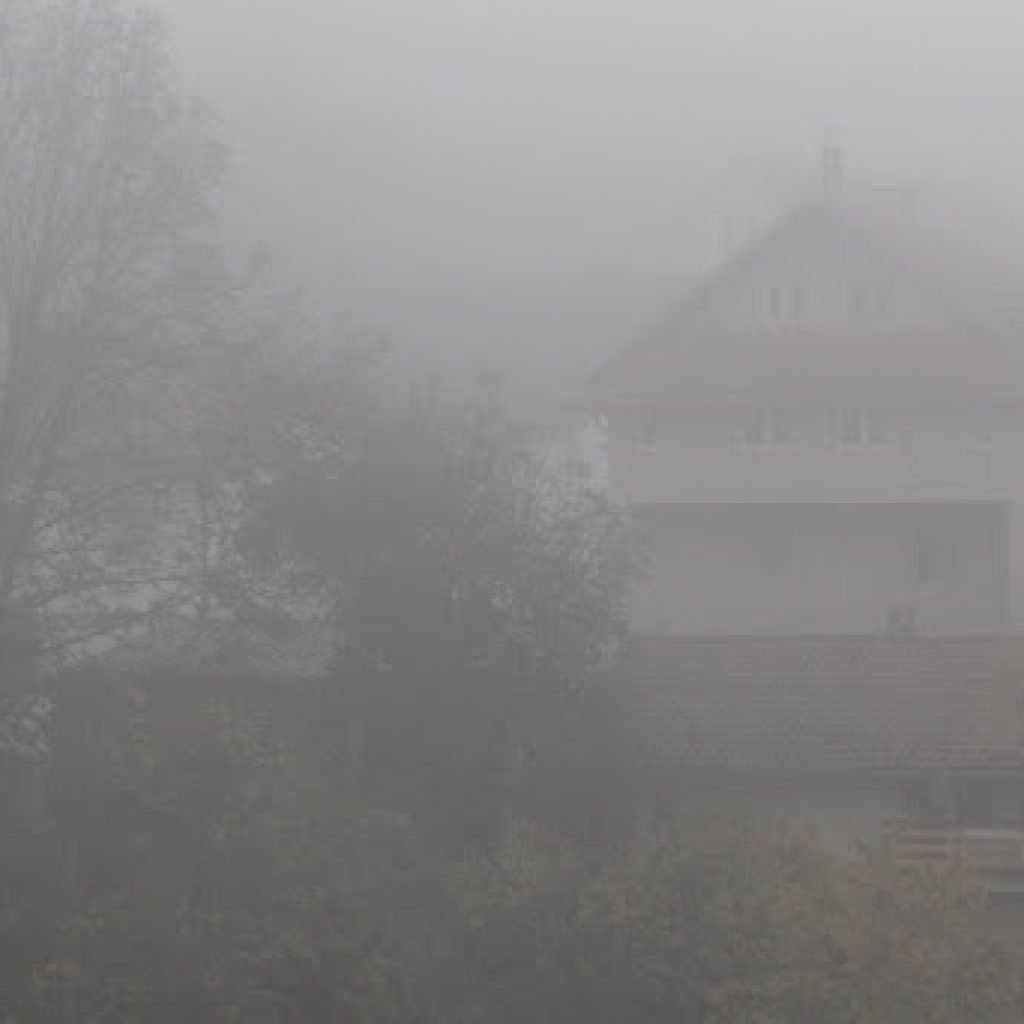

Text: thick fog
xmin=162 ymin=0 xmax=1024 ymax=412
xmin=6 ymin=3 xmax=1024 ymax=1016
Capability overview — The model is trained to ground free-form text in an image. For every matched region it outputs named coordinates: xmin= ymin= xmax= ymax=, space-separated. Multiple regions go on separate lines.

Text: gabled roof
xmin=630 ymin=635 xmax=1024 ymax=774
xmin=585 ymin=192 xmax=1024 ymax=411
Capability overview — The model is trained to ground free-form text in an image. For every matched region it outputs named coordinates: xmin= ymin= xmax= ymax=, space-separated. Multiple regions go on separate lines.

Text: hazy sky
xmin=161 ymin=0 xmax=1024 ymax=409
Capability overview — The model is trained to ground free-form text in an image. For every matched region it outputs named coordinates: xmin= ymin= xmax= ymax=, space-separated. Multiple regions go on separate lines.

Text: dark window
xmin=788 ymin=285 xmax=807 ymax=323
xmin=849 ymin=281 xmax=892 ymax=323
xmin=905 ymin=775 xmax=955 ymax=825
xmin=905 ymin=776 xmax=993 ymax=826
xmin=772 ymin=411 xmax=792 ymax=444
xmin=840 ymin=410 xmax=863 ymax=445
xmin=955 ymin=779 xmax=993 ymax=827
xmin=758 ymin=521 xmax=789 ymax=567
xmin=838 ymin=410 xmax=886 ymax=446
xmin=635 ymin=417 xmax=657 ymax=450
xmin=744 ymin=413 xmax=766 ymax=447
xmin=766 ymin=285 xmax=807 ymax=323
xmin=916 ymin=537 xmax=944 ymax=585
xmin=866 ymin=415 xmax=885 ymax=444
xmin=849 ymin=283 xmax=866 ymax=321
xmin=743 ymin=411 xmax=790 ymax=447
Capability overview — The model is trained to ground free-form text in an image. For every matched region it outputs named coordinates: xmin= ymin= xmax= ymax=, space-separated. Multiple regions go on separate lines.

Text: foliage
xmin=452 ymin=815 xmax=1022 ymax=1024
xmin=242 ymin=384 xmax=630 ymax=674
xmin=0 ymin=8 xmax=1016 ymax=1024
xmin=236 ymin=381 xmax=634 ymax=845
xmin=0 ymin=674 xmax=1016 ymax=1023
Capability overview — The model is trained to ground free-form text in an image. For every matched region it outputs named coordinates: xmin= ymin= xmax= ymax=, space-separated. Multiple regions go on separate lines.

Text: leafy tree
xmin=1 ymin=670 xmax=1017 ymax=1023
xmin=239 ymin=382 xmax=633 ymax=844
xmin=451 ymin=814 xmax=1022 ymax=1024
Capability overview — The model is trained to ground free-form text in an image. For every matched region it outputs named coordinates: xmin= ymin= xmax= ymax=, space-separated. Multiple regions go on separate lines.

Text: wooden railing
xmin=885 ymin=821 xmax=1024 ymax=875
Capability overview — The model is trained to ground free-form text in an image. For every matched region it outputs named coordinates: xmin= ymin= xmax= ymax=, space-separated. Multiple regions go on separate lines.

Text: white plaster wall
xmin=610 ymin=407 xmax=1024 ymax=506
xmin=631 ymin=502 xmax=1010 ymax=635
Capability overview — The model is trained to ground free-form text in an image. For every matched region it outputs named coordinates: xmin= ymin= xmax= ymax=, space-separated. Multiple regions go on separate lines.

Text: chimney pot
xmin=821 ymin=144 xmax=845 ymax=193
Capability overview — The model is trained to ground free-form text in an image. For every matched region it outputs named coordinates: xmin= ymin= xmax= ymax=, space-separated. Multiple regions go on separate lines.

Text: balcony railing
xmin=885 ymin=821 xmax=1024 ymax=877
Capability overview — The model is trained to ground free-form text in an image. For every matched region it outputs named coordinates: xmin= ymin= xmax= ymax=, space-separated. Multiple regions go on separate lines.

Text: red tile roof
xmin=630 ymin=635 xmax=1024 ymax=773
xmin=584 ymin=195 xmax=1024 ymax=411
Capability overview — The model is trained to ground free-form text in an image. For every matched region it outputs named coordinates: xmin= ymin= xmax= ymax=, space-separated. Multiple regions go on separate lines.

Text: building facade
xmin=586 ymin=176 xmax=1024 ymax=637
xmin=585 ymin=165 xmax=1024 ymax=905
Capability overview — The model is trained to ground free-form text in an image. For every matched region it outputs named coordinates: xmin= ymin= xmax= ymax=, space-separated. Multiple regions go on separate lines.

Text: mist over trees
xmin=0 ymin=1 xmax=1019 ymax=1021
xmin=0 ymin=0 xmax=231 ymax=658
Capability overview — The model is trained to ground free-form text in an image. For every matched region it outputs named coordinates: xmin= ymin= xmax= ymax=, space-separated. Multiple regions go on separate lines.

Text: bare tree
xmin=0 ymin=0 xmax=230 ymax=654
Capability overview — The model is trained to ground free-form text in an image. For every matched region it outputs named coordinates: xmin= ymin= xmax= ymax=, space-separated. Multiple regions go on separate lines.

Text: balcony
xmin=885 ymin=821 xmax=1024 ymax=891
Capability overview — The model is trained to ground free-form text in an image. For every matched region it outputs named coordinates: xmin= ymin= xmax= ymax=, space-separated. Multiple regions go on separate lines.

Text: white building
xmin=585 ymin=160 xmax=1024 ymax=638
xmin=584 ymin=160 xmax=1024 ymax=908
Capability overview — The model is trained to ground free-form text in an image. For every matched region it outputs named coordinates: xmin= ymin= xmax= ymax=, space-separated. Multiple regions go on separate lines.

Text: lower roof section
xmin=628 ymin=633 xmax=1024 ymax=774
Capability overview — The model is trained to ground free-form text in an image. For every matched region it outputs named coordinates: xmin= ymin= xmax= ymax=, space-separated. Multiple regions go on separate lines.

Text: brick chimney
xmin=821 ymin=143 xmax=845 ymax=194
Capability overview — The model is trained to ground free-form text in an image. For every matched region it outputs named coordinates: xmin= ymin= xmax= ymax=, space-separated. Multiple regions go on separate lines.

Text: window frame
xmin=836 ymin=410 xmax=887 ymax=447
xmin=742 ymin=410 xmax=792 ymax=450
xmin=915 ymin=534 xmax=947 ymax=586
xmin=632 ymin=415 xmax=659 ymax=451
xmin=765 ymin=284 xmax=808 ymax=325
xmin=848 ymin=280 xmax=892 ymax=324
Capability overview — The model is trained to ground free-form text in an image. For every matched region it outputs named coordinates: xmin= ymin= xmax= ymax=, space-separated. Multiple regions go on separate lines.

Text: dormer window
xmin=765 ymin=285 xmax=807 ymax=324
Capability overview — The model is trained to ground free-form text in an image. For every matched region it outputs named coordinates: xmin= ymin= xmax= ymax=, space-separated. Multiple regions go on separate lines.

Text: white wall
xmin=631 ymin=502 xmax=1010 ymax=635
xmin=610 ymin=407 xmax=1024 ymax=506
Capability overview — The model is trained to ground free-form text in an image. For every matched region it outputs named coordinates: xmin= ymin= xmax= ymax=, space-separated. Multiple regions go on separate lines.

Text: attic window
xmin=849 ymin=281 xmax=891 ymax=322
xmin=765 ymin=285 xmax=807 ymax=324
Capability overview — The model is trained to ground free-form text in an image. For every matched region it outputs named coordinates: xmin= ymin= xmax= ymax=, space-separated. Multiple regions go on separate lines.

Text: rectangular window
xmin=838 ymin=410 xmax=886 ymax=446
xmin=849 ymin=281 xmax=892 ymax=323
xmin=765 ymin=285 xmax=807 ymax=324
xmin=955 ymin=779 xmax=993 ymax=827
xmin=903 ymin=776 xmax=990 ymax=826
xmin=916 ymin=536 xmax=945 ymax=585
xmin=757 ymin=520 xmax=789 ymax=568
xmin=633 ymin=416 xmax=658 ymax=450
xmin=744 ymin=413 xmax=767 ymax=447
xmin=839 ymin=410 xmax=863 ymax=446
xmin=743 ymin=411 xmax=790 ymax=448
xmin=789 ymin=284 xmax=807 ymax=323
